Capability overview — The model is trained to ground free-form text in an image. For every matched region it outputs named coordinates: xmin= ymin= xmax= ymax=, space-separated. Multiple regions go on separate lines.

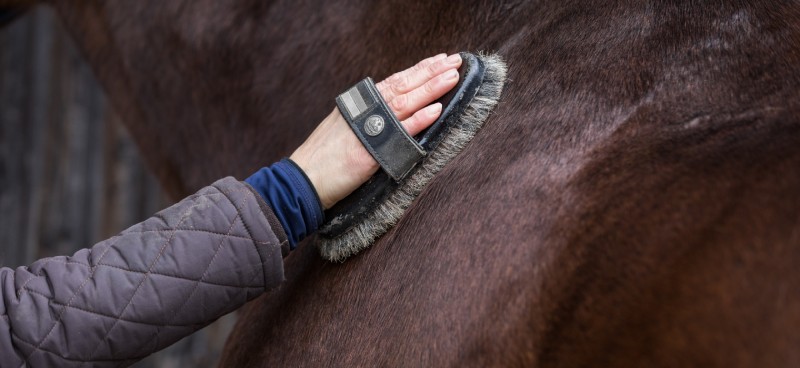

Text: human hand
xmin=290 ymin=53 xmax=463 ymax=209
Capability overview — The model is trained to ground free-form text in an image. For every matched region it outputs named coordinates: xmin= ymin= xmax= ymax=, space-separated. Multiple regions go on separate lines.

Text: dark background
xmin=0 ymin=6 xmax=235 ymax=367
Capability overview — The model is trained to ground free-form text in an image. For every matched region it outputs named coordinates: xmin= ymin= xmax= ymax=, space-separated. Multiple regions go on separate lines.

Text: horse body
xmin=47 ymin=0 xmax=800 ymax=366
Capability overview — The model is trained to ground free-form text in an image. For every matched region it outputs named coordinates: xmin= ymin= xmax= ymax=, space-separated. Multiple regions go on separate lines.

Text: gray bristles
xmin=317 ymin=53 xmax=508 ymax=262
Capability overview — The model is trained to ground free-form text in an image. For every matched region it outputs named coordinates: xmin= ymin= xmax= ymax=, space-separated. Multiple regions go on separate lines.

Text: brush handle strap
xmin=336 ymin=77 xmax=426 ymax=181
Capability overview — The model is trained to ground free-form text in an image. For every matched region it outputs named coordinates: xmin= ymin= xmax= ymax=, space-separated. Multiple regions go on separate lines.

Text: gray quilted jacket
xmin=0 ymin=178 xmax=289 ymax=367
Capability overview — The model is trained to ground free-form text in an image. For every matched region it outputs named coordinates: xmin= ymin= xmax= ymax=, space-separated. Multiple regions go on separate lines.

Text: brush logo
xmin=364 ymin=115 xmax=385 ymax=136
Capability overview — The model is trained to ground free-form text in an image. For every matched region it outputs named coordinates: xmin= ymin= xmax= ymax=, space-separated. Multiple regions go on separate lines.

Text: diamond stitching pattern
xmin=10 ymin=178 xmax=276 ymax=366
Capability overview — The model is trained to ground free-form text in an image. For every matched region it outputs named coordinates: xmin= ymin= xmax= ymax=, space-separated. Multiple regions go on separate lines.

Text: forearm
xmin=0 ymin=177 xmax=287 ymax=367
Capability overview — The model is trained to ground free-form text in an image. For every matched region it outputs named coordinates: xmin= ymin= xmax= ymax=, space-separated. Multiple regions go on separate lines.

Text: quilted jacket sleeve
xmin=0 ymin=177 xmax=289 ymax=367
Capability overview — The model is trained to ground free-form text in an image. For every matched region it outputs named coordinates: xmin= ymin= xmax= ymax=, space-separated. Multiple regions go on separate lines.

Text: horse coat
xmin=17 ymin=0 xmax=800 ymax=366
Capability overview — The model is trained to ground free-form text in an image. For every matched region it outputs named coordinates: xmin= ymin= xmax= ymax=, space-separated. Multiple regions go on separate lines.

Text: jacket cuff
xmin=211 ymin=178 xmax=288 ymax=293
xmin=243 ymin=182 xmax=290 ymax=258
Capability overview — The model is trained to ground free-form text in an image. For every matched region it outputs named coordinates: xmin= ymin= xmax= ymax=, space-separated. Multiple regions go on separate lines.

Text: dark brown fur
xmin=40 ymin=0 xmax=800 ymax=366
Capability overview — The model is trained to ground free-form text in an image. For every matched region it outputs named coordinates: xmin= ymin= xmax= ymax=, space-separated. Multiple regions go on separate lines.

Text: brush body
xmin=318 ymin=53 xmax=507 ymax=262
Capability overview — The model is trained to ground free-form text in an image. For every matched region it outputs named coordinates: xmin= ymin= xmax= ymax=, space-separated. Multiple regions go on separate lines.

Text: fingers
xmin=402 ymin=102 xmax=442 ymax=136
xmin=374 ymin=52 xmax=462 ymax=141
xmin=389 ymin=68 xmax=459 ymax=120
xmin=377 ymin=53 xmax=462 ymax=104
xmin=376 ymin=54 xmax=445 ymax=101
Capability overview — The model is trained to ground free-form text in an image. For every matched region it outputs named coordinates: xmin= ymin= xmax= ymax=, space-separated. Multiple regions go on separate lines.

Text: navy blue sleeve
xmin=245 ymin=159 xmax=324 ymax=248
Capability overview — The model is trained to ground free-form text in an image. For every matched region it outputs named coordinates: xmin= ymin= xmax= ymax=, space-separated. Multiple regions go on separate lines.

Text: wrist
xmin=289 ymin=149 xmax=334 ymax=209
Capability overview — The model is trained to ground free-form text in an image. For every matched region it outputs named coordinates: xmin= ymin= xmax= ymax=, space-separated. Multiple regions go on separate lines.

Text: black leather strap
xmin=336 ymin=77 xmax=426 ymax=181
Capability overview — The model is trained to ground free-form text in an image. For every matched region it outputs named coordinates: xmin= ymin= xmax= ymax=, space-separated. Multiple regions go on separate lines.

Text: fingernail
xmin=446 ymin=54 xmax=461 ymax=65
xmin=444 ymin=69 xmax=459 ymax=80
xmin=427 ymin=103 xmax=442 ymax=114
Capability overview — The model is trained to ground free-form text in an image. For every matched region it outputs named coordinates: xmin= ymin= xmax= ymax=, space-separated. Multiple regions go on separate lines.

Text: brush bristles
xmin=317 ymin=53 xmax=508 ymax=262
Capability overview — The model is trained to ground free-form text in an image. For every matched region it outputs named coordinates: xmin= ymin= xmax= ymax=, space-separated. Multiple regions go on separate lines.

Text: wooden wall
xmin=0 ymin=6 xmax=235 ymax=367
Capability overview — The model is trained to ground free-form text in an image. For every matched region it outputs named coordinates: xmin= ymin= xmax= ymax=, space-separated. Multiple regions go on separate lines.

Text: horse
xmin=13 ymin=0 xmax=800 ymax=366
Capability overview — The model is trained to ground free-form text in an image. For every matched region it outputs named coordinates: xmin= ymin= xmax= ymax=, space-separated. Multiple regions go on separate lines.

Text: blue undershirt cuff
xmin=244 ymin=159 xmax=324 ymax=249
